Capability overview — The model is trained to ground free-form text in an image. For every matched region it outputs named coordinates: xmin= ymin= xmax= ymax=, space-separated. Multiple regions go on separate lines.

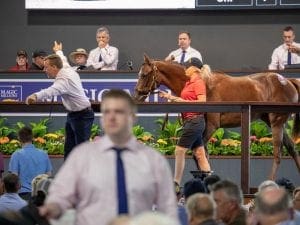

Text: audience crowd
xmin=7 ymin=26 xmax=299 ymax=71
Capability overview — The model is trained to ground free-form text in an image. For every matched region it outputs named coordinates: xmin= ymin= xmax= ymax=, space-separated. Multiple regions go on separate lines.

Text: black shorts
xmin=177 ymin=115 xmax=205 ymax=149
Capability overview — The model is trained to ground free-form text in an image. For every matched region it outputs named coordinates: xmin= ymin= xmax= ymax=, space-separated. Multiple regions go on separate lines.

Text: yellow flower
xmin=220 ymin=139 xmax=241 ymax=147
xmin=220 ymin=139 xmax=230 ymax=146
xmin=44 ymin=133 xmax=59 ymax=139
xmin=10 ymin=139 xmax=20 ymax=144
xmin=157 ymin=139 xmax=167 ymax=145
xmin=0 ymin=137 xmax=9 ymax=144
xmin=141 ymin=135 xmax=152 ymax=141
xmin=259 ymin=137 xmax=273 ymax=143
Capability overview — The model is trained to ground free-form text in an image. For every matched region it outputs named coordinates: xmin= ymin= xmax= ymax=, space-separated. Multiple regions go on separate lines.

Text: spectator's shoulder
xmin=11 ymin=149 xmax=22 ymax=157
xmin=89 ymin=47 xmax=98 ymax=54
xmin=110 ymin=45 xmax=119 ymax=51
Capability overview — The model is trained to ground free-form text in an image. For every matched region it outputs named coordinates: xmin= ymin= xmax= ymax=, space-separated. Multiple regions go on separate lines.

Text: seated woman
xmin=159 ymin=58 xmax=211 ymax=187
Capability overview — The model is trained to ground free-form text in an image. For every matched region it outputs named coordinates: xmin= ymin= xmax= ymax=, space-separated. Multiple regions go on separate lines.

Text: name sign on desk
xmin=0 ymin=79 xmax=167 ymax=102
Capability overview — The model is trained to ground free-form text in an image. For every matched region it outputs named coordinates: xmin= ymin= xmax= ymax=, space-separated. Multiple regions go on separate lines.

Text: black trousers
xmin=64 ymin=107 xmax=95 ymax=159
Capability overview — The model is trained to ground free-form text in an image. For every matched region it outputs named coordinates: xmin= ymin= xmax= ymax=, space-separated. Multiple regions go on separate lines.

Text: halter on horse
xmin=134 ymin=54 xmax=300 ymax=180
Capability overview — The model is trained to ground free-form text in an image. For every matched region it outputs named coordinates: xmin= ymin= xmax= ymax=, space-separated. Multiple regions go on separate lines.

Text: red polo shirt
xmin=180 ymin=76 xmax=206 ymax=120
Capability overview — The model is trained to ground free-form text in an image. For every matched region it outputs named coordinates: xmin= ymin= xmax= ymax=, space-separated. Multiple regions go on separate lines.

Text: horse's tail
xmin=200 ymin=64 xmax=212 ymax=81
xmin=288 ymin=78 xmax=300 ymax=140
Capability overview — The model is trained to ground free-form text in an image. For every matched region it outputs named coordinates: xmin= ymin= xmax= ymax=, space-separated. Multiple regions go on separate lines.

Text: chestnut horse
xmin=134 ymin=55 xmax=300 ymax=180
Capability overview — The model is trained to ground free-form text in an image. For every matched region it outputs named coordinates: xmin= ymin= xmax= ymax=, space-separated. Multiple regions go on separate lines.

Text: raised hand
xmin=53 ymin=40 xmax=63 ymax=53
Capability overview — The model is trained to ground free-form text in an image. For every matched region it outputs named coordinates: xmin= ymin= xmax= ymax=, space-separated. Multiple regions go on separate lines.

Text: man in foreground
xmin=39 ymin=89 xmax=178 ymax=225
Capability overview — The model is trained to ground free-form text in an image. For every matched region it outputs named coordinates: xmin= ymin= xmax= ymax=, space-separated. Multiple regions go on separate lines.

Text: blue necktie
xmin=180 ymin=51 xmax=186 ymax=64
xmin=287 ymin=51 xmax=292 ymax=65
xmin=99 ymin=53 xmax=102 ymax=62
xmin=112 ymin=147 xmax=128 ymax=214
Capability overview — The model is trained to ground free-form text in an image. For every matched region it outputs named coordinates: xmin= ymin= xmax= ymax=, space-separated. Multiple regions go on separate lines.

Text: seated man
xmin=165 ymin=31 xmax=202 ymax=64
xmin=0 ymin=173 xmax=27 ymax=213
xmin=86 ymin=26 xmax=119 ymax=70
xmin=30 ymin=50 xmax=47 ymax=70
xmin=53 ymin=41 xmax=88 ymax=71
xmin=9 ymin=50 xmax=30 ymax=71
xmin=69 ymin=48 xmax=89 ymax=71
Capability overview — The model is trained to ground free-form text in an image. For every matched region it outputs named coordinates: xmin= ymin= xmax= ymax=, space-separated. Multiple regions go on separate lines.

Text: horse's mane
xmin=153 ymin=60 xmax=185 ymax=76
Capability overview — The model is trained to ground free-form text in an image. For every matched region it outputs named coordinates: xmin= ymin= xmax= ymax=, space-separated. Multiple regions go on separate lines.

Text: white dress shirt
xmin=87 ymin=44 xmax=119 ymax=70
xmin=167 ymin=46 xmax=202 ymax=63
xmin=34 ymin=67 xmax=91 ymax=112
xmin=268 ymin=42 xmax=300 ymax=70
xmin=46 ymin=135 xmax=178 ymax=225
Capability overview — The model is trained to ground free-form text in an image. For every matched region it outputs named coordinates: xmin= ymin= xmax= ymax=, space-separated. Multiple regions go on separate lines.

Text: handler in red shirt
xmin=159 ymin=57 xmax=211 ymax=187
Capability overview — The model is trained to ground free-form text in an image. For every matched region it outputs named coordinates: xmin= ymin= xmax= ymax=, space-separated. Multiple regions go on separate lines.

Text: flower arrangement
xmin=0 ymin=117 xmax=299 ymax=156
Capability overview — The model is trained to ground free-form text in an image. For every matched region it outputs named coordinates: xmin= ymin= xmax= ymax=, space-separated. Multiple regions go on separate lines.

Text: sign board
xmin=0 ymin=79 xmax=168 ymax=102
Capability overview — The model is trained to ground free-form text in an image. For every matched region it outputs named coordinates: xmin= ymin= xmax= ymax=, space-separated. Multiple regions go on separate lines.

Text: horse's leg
xmin=269 ymin=114 xmax=288 ymax=180
xmin=174 ymin=145 xmax=188 ymax=185
xmin=203 ymin=113 xmax=220 ymax=157
xmin=283 ymin=131 xmax=300 ymax=173
xmin=269 ymin=112 xmax=300 ymax=174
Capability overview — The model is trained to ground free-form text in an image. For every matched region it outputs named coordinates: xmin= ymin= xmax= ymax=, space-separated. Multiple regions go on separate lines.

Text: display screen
xmin=26 ymin=0 xmax=300 ymax=10
xmin=25 ymin=0 xmax=195 ymax=10
xmin=196 ymin=0 xmax=300 ymax=10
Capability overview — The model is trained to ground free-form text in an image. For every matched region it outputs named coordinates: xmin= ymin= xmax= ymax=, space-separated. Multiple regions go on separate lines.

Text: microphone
xmin=119 ymin=60 xmax=133 ymax=71
xmin=127 ymin=61 xmax=133 ymax=71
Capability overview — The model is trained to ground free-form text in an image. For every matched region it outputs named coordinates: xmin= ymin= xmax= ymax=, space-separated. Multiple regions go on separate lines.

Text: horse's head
xmin=134 ymin=54 xmax=161 ymax=102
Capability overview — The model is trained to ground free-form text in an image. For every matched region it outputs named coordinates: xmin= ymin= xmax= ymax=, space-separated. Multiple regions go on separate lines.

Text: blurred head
xmin=293 ymin=187 xmax=300 ymax=211
xmin=255 ymin=187 xmax=291 ymax=225
xmin=186 ymin=193 xmax=216 ymax=225
xmin=18 ymin=126 xmax=33 ymax=144
xmin=32 ymin=50 xmax=47 ymax=69
xmin=211 ymin=180 xmax=243 ymax=223
xmin=178 ymin=31 xmax=191 ymax=51
xmin=43 ymin=54 xmax=63 ymax=78
xmin=203 ymin=174 xmax=221 ymax=193
xmin=31 ymin=174 xmax=53 ymax=206
xmin=108 ymin=215 xmax=131 ymax=225
xmin=96 ymin=26 xmax=110 ymax=48
xmin=282 ymin=26 xmax=295 ymax=46
xmin=275 ymin=177 xmax=295 ymax=196
xmin=101 ymin=89 xmax=136 ymax=141
xmin=3 ymin=173 xmax=20 ymax=193
xmin=16 ymin=50 xmax=28 ymax=68
xmin=69 ymin=48 xmax=88 ymax=66
xmin=183 ymin=179 xmax=207 ymax=200
xmin=129 ymin=211 xmax=179 ymax=225
xmin=258 ymin=180 xmax=279 ymax=192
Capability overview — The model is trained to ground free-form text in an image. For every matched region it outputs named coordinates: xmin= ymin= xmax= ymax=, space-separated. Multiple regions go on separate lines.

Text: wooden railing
xmin=1 ymin=101 xmax=300 ymax=194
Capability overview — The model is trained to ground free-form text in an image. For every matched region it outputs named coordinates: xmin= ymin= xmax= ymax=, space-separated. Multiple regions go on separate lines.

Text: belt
xmin=69 ymin=106 xmax=92 ymax=114
xmin=184 ymin=114 xmax=204 ymax=121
